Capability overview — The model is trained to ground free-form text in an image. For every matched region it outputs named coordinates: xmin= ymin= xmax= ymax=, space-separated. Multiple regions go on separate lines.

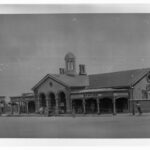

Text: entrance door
xmin=28 ymin=101 xmax=35 ymax=113
xmin=49 ymin=93 xmax=56 ymax=114
xmin=58 ymin=92 xmax=66 ymax=114
xmin=100 ymin=97 xmax=113 ymax=114
xmin=72 ymin=99 xmax=83 ymax=114
xmin=85 ymin=98 xmax=97 ymax=114
xmin=39 ymin=93 xmax=46 ymax=108
xmin=116 ymin=97 xmax=128 ymax=113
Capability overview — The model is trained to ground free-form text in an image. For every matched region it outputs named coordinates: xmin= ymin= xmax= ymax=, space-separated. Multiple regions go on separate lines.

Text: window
xmin=49 ymin=82 xmax=53 ymax=87
xmin=146 ymin=84 xmax=150 ymax=91
xmin=147 ymin=73 xmax=150 ymax=82
xmin=67 ymin=62 xmax=74 ymax=70
xmin=142 ymin=90 xmax=148 ymax=99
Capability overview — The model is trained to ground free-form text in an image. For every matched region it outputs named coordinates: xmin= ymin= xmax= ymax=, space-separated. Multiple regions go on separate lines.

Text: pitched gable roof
xmin=32 ymin=74 xmax=89 ymax=91
xmin=32 ymin=68 xmax=150 ymax=91
xmin=32 ymin=74 xmax=69 ymax=91
xmin=88 ymin=68 xmax=150 ymax=89
xmin=52 ymin=74 xmax=89 ymax=87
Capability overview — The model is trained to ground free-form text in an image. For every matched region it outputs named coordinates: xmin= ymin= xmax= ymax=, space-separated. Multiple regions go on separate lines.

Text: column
xmin=131 ymin=87 xmax=135 ymax=115
xmin=132 ymin=100 xmax=135 ymax=115
xmin=83 ymin=96 xmax=86 ymax=114
xmin=127 ymin=91 xmax=130 ymax=113
xmin=3 ymin=102 xmax=5 ymax=114
xmin=20 ymin=101 xmax=22 ymax=114
xmin=48 ymin=96 xmax=51 ymax=113
xmin=66 ymin=91 xmax=71 ymax=113
xmin=71 ymin=99 xmax=74 ymax=114
xmin=46 ymin=96 xmax=49 ymax=116
xmin=96 ymin=97 xmax=100 ymax=114
xmin=18 ymin=101 xmax=21 ymax=114
xmin=11 ymin=102 xmax=13 ymax=115
xmin=26 ymin=101 xmax=29 ymax=114
xmin=19 ymin=101 xmax=21 ymax=114
xmin=113 ymin=96 xmax=116 ymax=115
xmin=34 ymin=91 xmax=39 ymax=113
xmin=36 ymin=95 xmax=40 ymax=113
xmin=55 ymin=94 xmax=59 ymax=115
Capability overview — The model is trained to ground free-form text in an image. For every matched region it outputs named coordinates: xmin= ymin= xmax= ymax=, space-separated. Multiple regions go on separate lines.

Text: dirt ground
xmin=0 ymin=114 xmax=150 ymax=138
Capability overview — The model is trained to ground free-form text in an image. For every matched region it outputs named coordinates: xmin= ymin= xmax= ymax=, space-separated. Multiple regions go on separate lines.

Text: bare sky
xmin=0 ymin=13 xmax=150 ymax=99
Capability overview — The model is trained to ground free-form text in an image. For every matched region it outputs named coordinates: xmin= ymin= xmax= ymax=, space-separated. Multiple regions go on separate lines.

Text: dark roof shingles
xmin=52 ymin=74 xmax=89 ymax=87
xmin=88 ymin=68 xmax=150 ymax=89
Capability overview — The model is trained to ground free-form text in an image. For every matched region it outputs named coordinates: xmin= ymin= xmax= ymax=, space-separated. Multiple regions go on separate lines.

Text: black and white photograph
xmin=1 ymin=4 xmax=150 ymax=146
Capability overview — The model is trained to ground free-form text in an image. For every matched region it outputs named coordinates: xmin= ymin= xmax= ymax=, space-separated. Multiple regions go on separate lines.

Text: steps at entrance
xmin=6 ymin=112 xmax=130 ymax=117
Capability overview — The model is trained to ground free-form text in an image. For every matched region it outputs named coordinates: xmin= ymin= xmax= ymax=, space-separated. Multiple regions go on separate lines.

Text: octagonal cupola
xmin=65 ymin=52 xmax=76 ymax=76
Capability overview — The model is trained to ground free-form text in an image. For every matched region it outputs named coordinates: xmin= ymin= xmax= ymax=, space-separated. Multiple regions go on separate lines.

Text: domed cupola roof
xmin=65 ymin=52 xmax=75 ymax=61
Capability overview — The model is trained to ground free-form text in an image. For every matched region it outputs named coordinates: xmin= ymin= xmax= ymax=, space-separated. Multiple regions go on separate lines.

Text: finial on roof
xmin=65 ymin=52 xmax=75 ymax=61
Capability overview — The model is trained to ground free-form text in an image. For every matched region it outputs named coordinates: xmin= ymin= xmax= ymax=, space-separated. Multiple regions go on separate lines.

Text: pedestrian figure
xmin=72 ymin=107 xmax=76 ymax=118
xmin=136 ymin=101 xmax=142 ymax=115
xmin=39 ymin=107 xmax=44 ymax=115
xmin=1 ymin=102 xmax=4 ymax=114
xmin=72 ymin=103 xmax=76 ymax=118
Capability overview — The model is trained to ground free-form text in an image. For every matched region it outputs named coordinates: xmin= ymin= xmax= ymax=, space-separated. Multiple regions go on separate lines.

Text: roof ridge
xmin=89 ymin=67 xmax=150 ymax=76
xmin=131 ymin=69 xmax=150 ymax=86
xmin=88 ymin=67 xmax=150 ymax=89
xmin=32 ymin=74 xmax=69 ymax=90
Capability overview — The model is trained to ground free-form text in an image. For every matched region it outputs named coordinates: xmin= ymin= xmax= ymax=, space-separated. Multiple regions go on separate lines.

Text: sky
xmin=0 ymin=13 xmax=150 ymax=99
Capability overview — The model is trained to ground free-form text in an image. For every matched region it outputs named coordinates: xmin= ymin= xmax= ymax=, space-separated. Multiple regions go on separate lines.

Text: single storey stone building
xmin=10 ymin=52 xmax=150 ymax=115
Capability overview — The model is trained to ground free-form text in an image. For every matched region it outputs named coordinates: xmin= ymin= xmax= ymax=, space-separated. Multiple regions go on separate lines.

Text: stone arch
xmin=58 ymin=91 xmax=67 ymax=114
xmin=85 ymin=98 xmax=97 ymax=114
xmin=28 ymin=101 xmax=36 ymax=113
xmin=115 ymin=97 xmax=128 ymax=113
xmin=48 ymin=92 xmax=56 ymax=113
xmin=100 ymin=97 xmax=113 ymax=114
xmin=39 ymin=93 xmax=46 ymax=108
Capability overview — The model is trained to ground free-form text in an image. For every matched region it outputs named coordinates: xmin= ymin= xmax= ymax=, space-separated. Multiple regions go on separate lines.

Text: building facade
xmin=10 ymin=52 xmax=150 ymax=116
xmin=31 ymin=52 xmax=150 ymax=115
xmin=0 ymin=96 xmax=6 ymax=114
xmin=10 ymin=93 xmax=35 ymax=114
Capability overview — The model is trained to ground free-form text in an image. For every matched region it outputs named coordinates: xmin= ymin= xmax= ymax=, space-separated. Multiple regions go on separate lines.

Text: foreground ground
xmin=0 ymin=113 xmax=150 ymax=138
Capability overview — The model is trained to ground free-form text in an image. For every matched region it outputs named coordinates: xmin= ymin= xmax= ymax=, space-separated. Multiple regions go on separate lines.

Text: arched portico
xmin=85 ymin=98 xmax=97 ymax=114
xmin=72 ymin=99 xmax=83 ymax=114
xmin=100 ymin=97 xmax=113 ymax=114
xmin=28 ymin=101 xmax=36 ymax=113
xmin=48 ymin=92 xmax=56 ymax=113
xmin=115 ymin=97 xmax=128 ymax=113
xmin=39 ymin=93 xmax=46 ymax=108
xmin=58 ymin=91 xmax=66 ymax=114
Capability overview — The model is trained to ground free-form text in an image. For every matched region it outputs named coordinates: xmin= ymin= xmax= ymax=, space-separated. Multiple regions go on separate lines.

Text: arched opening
xmin=28 ymin=101 xmax=35 ymax=113
xmin=39 ymin=93 xmax=46 ymax=108
xmin=20 ymin=102 xmax=26 ymax=113
xmin=100 ymin=97 xmax=113 ymax=114
xmin=49 ymin=92 xmax=56 ymax=113
xmin=85 ymin=98 xmax=97 ymax=114
xmin=58 ymin=92 xmax=66 ymax=114
xmin=116 ymin=97 xmax=128 ymax=113
xmin=72 ymin=99 xmax=83 ymax=114
xmin=11 ymin=102 xmax=18 ymax=113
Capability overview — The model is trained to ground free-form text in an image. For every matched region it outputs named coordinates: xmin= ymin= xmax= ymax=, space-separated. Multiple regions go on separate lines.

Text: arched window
xmin=67 ymin=61 xmax=74 ymax=71
xmin=58 ymin=92 xmax=67 ymax=113
xmin=39 ymin=93 xmax=46 ymax=108
xmin=48 ymin=92 xmax=56 ymax=112
xmin=28 ymin=101 xmax=35 ymax=113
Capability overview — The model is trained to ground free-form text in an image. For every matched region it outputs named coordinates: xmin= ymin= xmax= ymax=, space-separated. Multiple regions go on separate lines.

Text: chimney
xmin=79 ymin=64 xmax=86 ymax=75
xmin=59 ymin=68 xmax=65 ymax=75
